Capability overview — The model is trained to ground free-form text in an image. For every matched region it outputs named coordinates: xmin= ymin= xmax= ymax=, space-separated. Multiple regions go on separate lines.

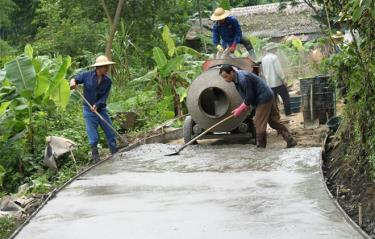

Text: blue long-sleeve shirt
xmin=234 ymin=70 xmax=274 ymax=107
xmin=212 ymin=16 xmax=242 ymax=48
xmin=75 ymin=70 xmax=112 ymax=111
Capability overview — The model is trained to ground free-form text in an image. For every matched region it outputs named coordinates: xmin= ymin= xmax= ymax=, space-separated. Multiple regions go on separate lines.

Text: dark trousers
xmin=83 ymin=108 xmax=117 ymax=154
xmin=255 ymin=98 xmax=292 ymax=147
xmin=240 ymin=37 xmax=253 ymax=52
xmin=272 ymin=85 xmax=291 ymax=116
xmin=240 ymin=37 xmax=256 ymax=58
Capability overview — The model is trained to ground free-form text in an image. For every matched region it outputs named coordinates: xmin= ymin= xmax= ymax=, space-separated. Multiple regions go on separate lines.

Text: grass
xmin=0 ymin=216 xmax=18 ymax=239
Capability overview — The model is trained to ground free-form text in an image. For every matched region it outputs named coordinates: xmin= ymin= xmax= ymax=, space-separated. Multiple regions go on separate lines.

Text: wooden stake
xmin=358 ymin=203 xmax=363 ymax=226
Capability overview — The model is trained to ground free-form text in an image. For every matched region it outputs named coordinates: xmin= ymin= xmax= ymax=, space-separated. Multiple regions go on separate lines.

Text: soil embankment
xmin=323 ymin=134 xmax=375 ymax=238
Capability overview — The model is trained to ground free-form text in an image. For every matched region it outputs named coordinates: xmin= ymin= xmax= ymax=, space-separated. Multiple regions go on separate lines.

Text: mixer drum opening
xmin=198 ymin=87 xmax=229 ymax=118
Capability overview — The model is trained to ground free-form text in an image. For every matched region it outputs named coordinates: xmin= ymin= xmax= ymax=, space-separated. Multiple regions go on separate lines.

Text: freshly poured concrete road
xmin=16 ymin=144 xmax=364 ymax=239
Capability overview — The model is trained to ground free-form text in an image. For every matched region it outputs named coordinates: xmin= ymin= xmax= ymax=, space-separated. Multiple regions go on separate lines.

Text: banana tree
xmin=131 ymin=25 xmax=202 ymax=116
xmin=1 ymin=44 xmax=71 ymax=157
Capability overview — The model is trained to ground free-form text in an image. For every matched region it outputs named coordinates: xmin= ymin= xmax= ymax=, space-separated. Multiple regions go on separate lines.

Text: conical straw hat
xmin=90 ymin=55 xmax=115 ymax=67
xmin=210 ymin=8 xmax=230 ymax=21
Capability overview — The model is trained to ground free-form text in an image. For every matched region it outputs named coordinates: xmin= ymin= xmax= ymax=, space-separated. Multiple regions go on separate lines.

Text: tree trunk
xmin=171 ymin=78 xmax=182 ymax=117
xmin=100 ymin=0 xmax=125 ymax=59
xmin=99 ymin=0 xmax=113 ymax=26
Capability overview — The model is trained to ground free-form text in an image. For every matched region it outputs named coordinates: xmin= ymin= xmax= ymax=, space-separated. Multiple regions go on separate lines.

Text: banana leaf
xmin=44 ymin=56 xmax=71 ymax=109
xmin=160 ymin=55 xmax=184 ymax=78
xmin=51 ymin=79 xmax=70 ymax=109
xmin=162 ymin=25 xmax=176 ymax=57
xmin=5 ymin=56 xmax=36 ymax=97
xmin=152 ymin=47 xmax=167 ymax=69
xmin=0 ymin=70 xmax=5 ymax=84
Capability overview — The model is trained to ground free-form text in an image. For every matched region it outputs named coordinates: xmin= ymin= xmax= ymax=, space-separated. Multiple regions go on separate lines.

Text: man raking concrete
xmin=70 ymin=55 xmax=122 ymax=162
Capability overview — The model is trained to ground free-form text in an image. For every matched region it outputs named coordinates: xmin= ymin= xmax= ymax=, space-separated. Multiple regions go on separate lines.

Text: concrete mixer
xmin=184 ymin=57 xmax=258 ymax=143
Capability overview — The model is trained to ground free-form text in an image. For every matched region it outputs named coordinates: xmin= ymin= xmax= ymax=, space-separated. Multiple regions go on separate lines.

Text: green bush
xmin=0 ymin=216 xmax=17 ymax=239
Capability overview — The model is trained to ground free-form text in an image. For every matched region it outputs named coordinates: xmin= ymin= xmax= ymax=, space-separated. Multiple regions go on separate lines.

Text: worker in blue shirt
xmin=210 ymin=8 xmax=255 ymax=58
xmin=70 ymin=55 xmax=118 ymax=162
xmin=219 ymin=65 xmax=297 ymax=148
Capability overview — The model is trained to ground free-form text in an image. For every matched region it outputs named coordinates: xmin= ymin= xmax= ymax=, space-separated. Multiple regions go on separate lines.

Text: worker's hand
xmin=232 ymin=103 xmax=249 ymax=117
xmin=70 ymin=79 xmax=77 ymax=90
xmin=229 ymin=43 xmax=237 ymax=53
xmin=90 ymin=104 xmax=97 ymax=112
xmin=217 ymin=44 xmax=224 ymax=52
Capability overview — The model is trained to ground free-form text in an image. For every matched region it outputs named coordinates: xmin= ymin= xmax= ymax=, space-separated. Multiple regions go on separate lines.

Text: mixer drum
xmin=186 ymin=68 xmax=249 ymax=132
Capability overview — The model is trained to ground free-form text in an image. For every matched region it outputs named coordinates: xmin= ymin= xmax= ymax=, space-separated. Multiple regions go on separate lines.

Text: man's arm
xmin=231 ymin=17 xmax=242 ymax=45
xmin=70 ymin=72 xmax=85 ymax=89
xmin=228 ymin=17 xmax=242 ymax=53
xmin=243 ymin=76 xmax=255 ymax=107
xmin=212 ymin=23 xmax=221 ymax=46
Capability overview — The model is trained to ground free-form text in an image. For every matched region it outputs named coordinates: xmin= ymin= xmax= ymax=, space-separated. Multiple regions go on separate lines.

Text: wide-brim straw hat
xmin=210 ymin=8 xmax=230 ymax=21
xmin=90 ymin=55 xmax=116 ymax=67
xmin=262 ymin=42 xmax=280 ymax=51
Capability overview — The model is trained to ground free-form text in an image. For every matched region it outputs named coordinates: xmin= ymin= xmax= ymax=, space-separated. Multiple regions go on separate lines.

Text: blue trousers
xmin=83 ymin=108 xmax=117 ymax=154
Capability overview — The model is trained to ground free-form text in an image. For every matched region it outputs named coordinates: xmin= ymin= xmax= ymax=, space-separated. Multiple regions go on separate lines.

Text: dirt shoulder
xmin=267 ymin=111 xmax=327 ymax=149
xmin=323 ymin=134 xmax=375 ymax=238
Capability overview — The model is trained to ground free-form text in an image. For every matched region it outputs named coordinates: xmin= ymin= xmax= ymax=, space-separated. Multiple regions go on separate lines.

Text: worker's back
xmin=261 ymin=53 xmax=285 ymax=88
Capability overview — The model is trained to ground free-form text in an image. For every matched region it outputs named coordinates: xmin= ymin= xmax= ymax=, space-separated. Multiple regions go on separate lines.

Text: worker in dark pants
xmin=261 ymin=42 xmax=291 ymax=116
xmin=210 ymin=7 xmax=255 ymax=58
xmin=70 ymin=55 xmax=117 ymax=162
xmin=219 ymin=65 xmax=297 ymax=148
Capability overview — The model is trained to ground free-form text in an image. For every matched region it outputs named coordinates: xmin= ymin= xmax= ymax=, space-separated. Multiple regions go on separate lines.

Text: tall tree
xmin=0 ymin=0 xmax=16 ymax=29
xmin=100 ymin=0 xmax=125 ymax=59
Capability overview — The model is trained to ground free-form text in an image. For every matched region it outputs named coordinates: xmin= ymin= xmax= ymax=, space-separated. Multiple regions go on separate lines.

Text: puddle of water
xmin=15 ymin=144 xmax=364 ymax=239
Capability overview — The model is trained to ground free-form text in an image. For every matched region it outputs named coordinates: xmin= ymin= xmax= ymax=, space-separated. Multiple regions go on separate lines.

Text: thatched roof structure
xmin=186 ymin=2 xmax=322 ymax=46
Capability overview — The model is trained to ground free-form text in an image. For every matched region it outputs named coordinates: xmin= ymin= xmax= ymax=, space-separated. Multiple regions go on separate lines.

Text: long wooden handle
xmin=75 ymin=89 xmax=126 ymax=143
xmin=177 ymin=114 xmax=235 ymax=153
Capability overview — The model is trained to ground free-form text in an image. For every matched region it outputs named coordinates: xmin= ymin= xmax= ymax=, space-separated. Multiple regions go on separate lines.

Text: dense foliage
xmin=316 ymin=0 xmax=375 ymax=175
xmin=0 ymin=0 xmax=283 ymax=196
xmin=2 ymin=0 xmax=373 ymax=236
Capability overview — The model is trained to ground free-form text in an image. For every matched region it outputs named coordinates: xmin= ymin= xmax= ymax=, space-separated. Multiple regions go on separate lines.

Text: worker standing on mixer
xmin=210 ymin=7 xmax=256 ymax=58
xmin=219 ymin=65 xmax=297 ymax=148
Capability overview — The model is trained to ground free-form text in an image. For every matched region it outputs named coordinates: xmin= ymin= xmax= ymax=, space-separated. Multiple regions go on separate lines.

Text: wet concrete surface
xmin=16 ymin=144 xmax=364 ymax=239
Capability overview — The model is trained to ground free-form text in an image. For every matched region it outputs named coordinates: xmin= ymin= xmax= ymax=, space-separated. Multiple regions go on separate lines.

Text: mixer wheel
xmin=183 ymin=116 xmax=198 ymax=144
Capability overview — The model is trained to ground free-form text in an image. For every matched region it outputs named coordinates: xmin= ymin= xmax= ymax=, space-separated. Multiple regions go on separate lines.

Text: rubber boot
xmin=109 ymin=145 xmax=118 ymax=155
xmin=287 ymin=137 xmax=297 ymax=148
xmin=256 ymin=133 xmax=267 ymax=148
xmin=248 ymin=119 xmax=257 ymax=145
xmin=280 ymin=131 xmax=297 ymax=148
xmin=107 ymin=137 xmax=119 ymax=155
xmin=91 ymin=146 xmax=100 ymax=163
